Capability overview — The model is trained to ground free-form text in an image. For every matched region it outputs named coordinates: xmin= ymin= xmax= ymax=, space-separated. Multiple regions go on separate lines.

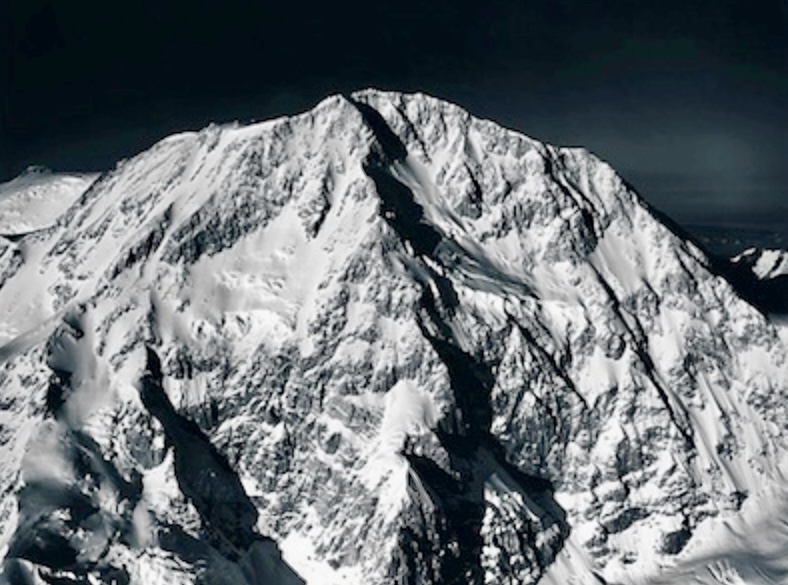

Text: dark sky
xmin=1 ymin=0 xmax=786 ymax=245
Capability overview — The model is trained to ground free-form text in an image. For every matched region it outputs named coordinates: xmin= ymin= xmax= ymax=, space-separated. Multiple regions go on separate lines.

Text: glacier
xmin=0 ymin=90 xmax=786 ymax=585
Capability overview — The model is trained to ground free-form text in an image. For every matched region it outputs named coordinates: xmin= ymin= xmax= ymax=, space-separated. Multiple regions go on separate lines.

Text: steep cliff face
xmin=0 ymin=90 xmax=786 ymax=585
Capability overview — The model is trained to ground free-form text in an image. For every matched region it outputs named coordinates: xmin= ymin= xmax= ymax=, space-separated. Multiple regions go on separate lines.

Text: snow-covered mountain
xmin=0 ymin=90 xmax=786 ymax=585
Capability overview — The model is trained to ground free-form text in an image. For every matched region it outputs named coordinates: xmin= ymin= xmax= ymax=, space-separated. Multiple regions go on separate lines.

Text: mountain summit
xmin=0 ymin=90 xmax=786 ymax=585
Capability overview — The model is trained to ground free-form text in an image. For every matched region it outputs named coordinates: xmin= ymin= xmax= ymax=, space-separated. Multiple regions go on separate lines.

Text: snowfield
xmin=0 ymin=166 xmax=98 ymax=235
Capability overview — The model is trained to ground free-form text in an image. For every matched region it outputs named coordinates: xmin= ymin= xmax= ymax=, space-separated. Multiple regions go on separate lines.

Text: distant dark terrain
xmin=688 ymin=223 xmax=786 ymax=258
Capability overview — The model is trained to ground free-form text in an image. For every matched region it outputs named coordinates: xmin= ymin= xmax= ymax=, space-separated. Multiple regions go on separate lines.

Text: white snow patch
xmin=733 ymin=248 xmax=788 ymax=280
xmin=358 ymin=380 xmax=437 ymax=521
xmin=0 ymin=169 xmax=98 ymax=234
xmin=640 ymin=470 xmax=788 ymax=585
xmin=141 ymin=450 xmax=183 ymax=513
xmin=375 ymin=379 xmax=436 ymax=456
xmin=752 ymin=249 xmax=788 ymax=278
xmin=589 ymin=227 xmax=643 ymax=295
xmin=279 ymin=532 xmax=362 ymax=585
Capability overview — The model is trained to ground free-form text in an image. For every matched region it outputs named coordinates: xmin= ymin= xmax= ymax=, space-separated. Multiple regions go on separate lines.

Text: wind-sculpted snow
xmin=0 ymin=90 xmax=787 ymax=584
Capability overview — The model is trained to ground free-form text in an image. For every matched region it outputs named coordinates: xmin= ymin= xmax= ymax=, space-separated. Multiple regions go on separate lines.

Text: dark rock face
xmin=139 ymin=343 xmax=306 ymax=583
xmin=138 ymin=346 xmax=262 ymax=557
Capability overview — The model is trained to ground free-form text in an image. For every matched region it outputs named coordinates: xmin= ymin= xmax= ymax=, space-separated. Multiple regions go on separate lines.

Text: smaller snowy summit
xmin=733 ymin=247 xmax=788 ymax=280
xmin=0 ymin=166 xmax=99 ymax=235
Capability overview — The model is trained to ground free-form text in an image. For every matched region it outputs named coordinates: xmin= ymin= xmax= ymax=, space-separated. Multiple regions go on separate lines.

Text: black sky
xmin=1 ymin=0 xmax=786 ymax=245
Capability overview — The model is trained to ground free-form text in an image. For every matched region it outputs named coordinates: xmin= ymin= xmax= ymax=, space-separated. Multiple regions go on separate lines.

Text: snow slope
xmin=0 ymin=91 xmax=786 ymax=585
xmin=0 ymin=166 xmax=98 ymax=235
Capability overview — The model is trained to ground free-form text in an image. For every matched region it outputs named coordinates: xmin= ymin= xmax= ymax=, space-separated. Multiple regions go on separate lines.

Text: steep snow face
xmin=0 ymin=90 xmax=786 ymax=585
xmin=0 ymin=167 xmax=99 ymax=235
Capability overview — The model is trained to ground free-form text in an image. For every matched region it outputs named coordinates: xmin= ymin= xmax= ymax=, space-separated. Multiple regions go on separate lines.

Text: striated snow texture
xmin=0 ymin=90 xmax=787 ymax=585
